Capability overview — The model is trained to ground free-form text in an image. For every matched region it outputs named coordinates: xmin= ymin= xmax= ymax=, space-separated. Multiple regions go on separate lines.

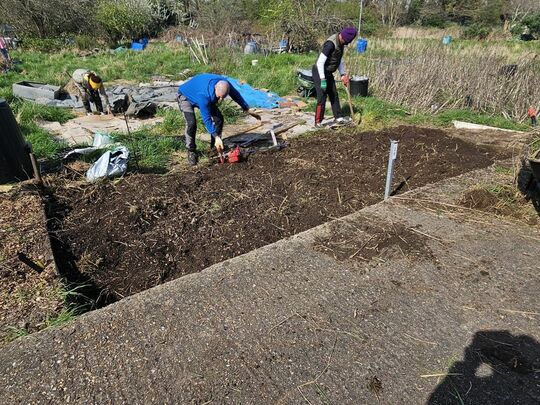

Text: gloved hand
xmin=321 ymin=79 xmax=327 ymax=91
xmin=341 ymin=74 xmax=350 ymax=87
xmin=214 ymin=135 xmax=224 ymax=153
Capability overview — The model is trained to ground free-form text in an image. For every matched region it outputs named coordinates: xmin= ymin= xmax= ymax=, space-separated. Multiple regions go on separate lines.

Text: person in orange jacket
xmin=528 ymin=106 xmax=537 ymax=127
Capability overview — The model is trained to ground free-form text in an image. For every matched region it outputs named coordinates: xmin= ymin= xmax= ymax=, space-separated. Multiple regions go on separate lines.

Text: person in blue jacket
xmin=177 ymin=73 xmax=260 ymax=165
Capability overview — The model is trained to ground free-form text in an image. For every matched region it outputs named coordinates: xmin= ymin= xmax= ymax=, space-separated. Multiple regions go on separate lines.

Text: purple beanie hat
xmin=340 ymin=27 xmax=358 ymax=44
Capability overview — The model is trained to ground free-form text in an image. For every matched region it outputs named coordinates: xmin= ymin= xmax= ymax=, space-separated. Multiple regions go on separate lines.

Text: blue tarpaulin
xmin=226 ymin=77 xmax=284 ymax=109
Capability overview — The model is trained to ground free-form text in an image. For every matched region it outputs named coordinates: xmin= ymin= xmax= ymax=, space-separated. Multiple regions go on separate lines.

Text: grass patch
xmin=429 ymin=109 xmax=529 ymax=131
xmin=21 ymin=122 xmax=67 ymax=159
xmin=14 ymin=101 xmax=75 ymax=124
xmin=112 ymin=129 xmax=187 ymax=172
xmin=155 ymin=108 xmax=184 ymax=135
xmin=347 ymin=96 xmax=530 ymax=132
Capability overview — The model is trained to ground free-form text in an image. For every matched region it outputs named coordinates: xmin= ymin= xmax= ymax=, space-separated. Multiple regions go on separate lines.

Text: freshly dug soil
xmin=50 ymin=126 xmax=505 ymax=301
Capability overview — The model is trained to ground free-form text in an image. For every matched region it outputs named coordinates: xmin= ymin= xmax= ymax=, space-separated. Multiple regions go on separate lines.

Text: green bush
xmin=522 ymin=12 xmax=540 ymax=35
xmin=75 ymin=35 xmax=98 ymax=50
xmin=421 ymin=13 xmax=449 ymax=28
xmin=360 ymin=8 xmax=384 ymax=36
xmin=96 ymin=0 xmax=154 ymax=43
xmin=20 ymin=37 xmax=73 ymax=52
xmin=463 ymin=23 xmax=490 ymax=39
xmin=509 ymin=23 xmax=525 ymax=37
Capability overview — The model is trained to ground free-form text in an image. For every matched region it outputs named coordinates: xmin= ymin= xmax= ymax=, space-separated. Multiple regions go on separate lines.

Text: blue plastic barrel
xmin=442 ymin=35 xmax=452 ymax=45
xmin=356 ymin=39 xmax=368 ymax=54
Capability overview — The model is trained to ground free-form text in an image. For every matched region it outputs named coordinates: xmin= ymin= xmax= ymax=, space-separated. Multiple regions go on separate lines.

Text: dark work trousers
xmin=532 ymin=116 xmax=537 ymax=127
xmin=82 ymin=88 xmax=104 ymax=113
xmin=312 ymin=65 xmax=342 ymax=124
xmin=177 ymin=93 xmax=224 ymax=152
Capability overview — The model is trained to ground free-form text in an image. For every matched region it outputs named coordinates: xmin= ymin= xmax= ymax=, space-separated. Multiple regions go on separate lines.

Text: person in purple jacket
xmin=177 ymin=73 xmax=260 ymax=166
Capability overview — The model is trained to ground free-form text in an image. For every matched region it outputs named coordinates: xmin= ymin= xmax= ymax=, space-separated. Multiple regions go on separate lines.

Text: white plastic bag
xmin=86 ymin=146 xmax=129 ymax=182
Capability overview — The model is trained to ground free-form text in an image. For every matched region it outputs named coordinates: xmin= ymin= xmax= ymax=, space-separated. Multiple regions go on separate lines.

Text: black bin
xmin=0 ymin=99 xmax=32 ymax=184
xmin=350 ymin=76 xmax=369 ymax=97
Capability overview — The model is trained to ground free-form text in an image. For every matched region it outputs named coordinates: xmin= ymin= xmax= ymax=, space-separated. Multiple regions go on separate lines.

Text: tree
xmin=503 ymin=0 xmax=540 ymax=27
xmin=370 ymin=0 xmax=409 ymax=26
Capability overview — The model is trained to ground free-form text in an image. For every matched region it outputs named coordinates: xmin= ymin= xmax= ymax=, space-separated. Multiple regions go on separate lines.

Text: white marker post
xmin=384 ymin=140 xmax=399 ymax=200
xmin=270 ymin=130 xmax=278 ymax=146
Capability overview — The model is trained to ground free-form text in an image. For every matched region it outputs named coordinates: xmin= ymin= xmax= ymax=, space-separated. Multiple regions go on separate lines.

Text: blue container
xmin=279 ymin=39 xmax=288 ymax=49
xmin=442 ymin=35 xmax=452 ymax=45
xmin=356 ymin=38 xmax=368 ymax=54
xmin=131 ymin=42 xmax=146 ymax=51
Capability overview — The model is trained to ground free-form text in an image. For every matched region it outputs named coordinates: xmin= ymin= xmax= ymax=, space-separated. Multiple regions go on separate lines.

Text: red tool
xmin=217 ymin=145 xmax=242 ymax=164
xmin=227 ymin=146 xmax=242 ymax=163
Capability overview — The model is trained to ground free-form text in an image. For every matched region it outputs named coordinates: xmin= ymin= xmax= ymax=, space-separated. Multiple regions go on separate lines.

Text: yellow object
xmin=88 ymin=76 xmax=101 ymax=90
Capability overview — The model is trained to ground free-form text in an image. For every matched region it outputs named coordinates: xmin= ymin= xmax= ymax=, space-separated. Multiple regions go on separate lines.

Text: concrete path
xmin=1 ymin=170 xmax=539 ymax=404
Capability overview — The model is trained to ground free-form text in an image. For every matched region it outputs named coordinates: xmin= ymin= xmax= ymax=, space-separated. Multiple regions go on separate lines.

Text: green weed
xmin=44 ymin=308 xmax=77 ymax=329
xmin=494 ymin=166 xmax=513 ymax=175
xmin=4 ymin=327 xmax=29 ymax=343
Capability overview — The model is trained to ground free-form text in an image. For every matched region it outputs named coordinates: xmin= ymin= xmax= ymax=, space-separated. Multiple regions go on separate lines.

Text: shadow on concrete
xmin=428 ymin=330 xmax=540 ymax=404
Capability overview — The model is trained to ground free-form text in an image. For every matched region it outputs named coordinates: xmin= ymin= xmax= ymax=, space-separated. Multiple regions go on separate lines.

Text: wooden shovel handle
xmin=345 ymin=83 xmax=354 ymax=117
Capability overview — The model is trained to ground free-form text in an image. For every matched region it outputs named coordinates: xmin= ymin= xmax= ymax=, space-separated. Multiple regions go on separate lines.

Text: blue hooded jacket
xmin=178 ymin=73 xmax=249 ymax=137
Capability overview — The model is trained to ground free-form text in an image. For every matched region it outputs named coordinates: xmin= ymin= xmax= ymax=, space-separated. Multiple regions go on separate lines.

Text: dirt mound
xmin=459 ymin=185 xmax=538 ymax=225
xmin=50 ymin=126 xmax=504 ymax=301
xmin=459 ymin=187 xmax=500 ymax=211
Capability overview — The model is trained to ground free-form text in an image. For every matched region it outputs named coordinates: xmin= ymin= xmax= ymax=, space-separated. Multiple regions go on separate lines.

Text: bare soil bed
xmin=49 ymin=126 xmax=507 ymax=302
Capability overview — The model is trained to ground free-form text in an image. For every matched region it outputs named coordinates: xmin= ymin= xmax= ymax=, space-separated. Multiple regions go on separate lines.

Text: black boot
xmin=187 ymin=151 xmax=198 ymax=166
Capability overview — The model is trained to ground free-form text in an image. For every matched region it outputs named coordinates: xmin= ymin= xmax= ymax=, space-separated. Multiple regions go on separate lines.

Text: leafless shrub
xmin=347 ymin=40 xmax=540 ymax=121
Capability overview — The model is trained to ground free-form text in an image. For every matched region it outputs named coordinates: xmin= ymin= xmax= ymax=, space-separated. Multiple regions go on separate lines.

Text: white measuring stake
xmin=384 ymin=140 xmax=399 ymax=200
xmin=270 ymin=130 xmax=278 ymax=146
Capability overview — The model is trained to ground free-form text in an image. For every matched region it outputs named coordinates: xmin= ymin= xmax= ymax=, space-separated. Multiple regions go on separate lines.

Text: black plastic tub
xmin=0 ymin=99 xmax=32 ymax=184
xmin=350 ymin=76 xmax=369 ymax=97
